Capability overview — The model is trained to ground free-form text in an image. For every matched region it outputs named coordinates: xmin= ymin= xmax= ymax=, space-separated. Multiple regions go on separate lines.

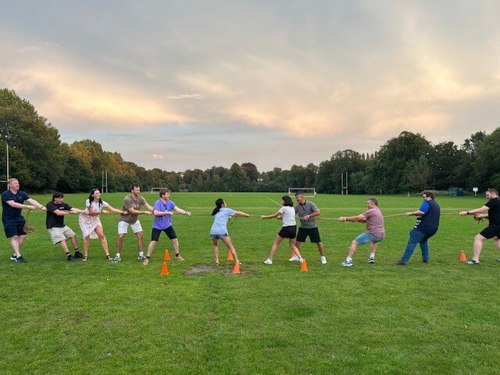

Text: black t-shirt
xmin=486 ymin=198 xmax=500 ymax=226
xmin=46 ymin=201 xmax=72 ymax=229
xmin=2 ymin=190 xmax=30 ymax=221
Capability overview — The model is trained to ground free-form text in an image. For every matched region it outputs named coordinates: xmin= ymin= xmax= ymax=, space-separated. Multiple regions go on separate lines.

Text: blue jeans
xmin=401 ymin=229 xmax=434 ymax=262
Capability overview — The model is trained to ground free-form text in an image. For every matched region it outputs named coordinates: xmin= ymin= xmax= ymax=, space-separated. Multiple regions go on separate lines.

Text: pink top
xmin=363 ymin=207 xmax=385 ymax=238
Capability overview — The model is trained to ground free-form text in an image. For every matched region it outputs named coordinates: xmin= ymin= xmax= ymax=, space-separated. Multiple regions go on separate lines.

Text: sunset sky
xmin=1 ymin=1 xmax=499 ymax=171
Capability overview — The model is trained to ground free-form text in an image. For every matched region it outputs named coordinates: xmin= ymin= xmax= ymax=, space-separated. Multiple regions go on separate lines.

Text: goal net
xmin=150 ymin=187 xmax=169 ymax=194
xmin=288 ymin=187 xmax=316 ymax=197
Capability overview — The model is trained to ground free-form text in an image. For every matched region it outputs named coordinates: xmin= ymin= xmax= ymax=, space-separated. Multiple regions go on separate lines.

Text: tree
xmin=0 ymin=88 xmax=66 ymax=191
xmin=473 ymin=127 xmax=500 ymax=189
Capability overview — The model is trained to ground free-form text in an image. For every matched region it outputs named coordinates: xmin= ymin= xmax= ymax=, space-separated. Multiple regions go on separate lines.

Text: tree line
xmin=1 ymin=88 xmax=499 ymax=194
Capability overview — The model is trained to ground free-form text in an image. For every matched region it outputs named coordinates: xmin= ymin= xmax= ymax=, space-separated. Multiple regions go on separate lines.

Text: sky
xmin=1 ymin=0 xmax=500 ymax=172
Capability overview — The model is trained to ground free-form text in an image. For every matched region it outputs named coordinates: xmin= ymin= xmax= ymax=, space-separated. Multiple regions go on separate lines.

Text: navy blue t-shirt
xmin=2 ymin=190 xmax=30 ymax=221
xmin=414 ymin=199 xmax=440 ymax=235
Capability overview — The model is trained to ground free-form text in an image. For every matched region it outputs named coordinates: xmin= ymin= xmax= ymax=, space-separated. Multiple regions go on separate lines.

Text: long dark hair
xmin=282 ymin=195 xmax=293 ymax=207
xmin=212 ymin=198 xmax=224 ymax=216
xmin=88 ymin=188 xmax=103 ymax=208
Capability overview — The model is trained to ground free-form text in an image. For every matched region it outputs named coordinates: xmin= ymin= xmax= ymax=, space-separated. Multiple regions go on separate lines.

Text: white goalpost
xmin=288 ymin=187 xmax=316 ymax=197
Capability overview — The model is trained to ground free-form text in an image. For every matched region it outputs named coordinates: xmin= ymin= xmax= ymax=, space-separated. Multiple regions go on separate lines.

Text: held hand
xmin=473 ymin=213 xmax=483 ymax=222
xmin=338 ymin=217 xmax=346 ymax=222
xmin=304 ymin=215 xmax=310 ymax=221
xmin=261 ymin=215 xmax=265 ymax=219
xmin=144 ymin=211 xmax=152 ymax=215
xmin=40 ymin=206 xmax=47 ymax=212
xmin=405 ymin=212 xmax=413 ymax=216
xmin=185 ymin=211 xmax=191 ymax=216
xmin=459 ymin=211 xmax=468 ymax=216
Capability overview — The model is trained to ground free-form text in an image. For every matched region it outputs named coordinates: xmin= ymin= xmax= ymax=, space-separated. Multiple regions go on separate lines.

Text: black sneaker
xmin=10 ymin=255 xmax=17 ymax=261
xmin=15 ymin=256 xmax=27 ymax=263
xmin=74 ymin=251 xmax=84 ymax=259
xmin=67 ymin=255 xmax=77 ymax=262
xmin=396 ymin=260 xmax=407 ymax=265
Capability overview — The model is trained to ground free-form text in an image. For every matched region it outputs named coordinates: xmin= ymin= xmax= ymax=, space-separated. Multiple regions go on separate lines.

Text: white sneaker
xmin=289 ymin=255 xmax=300 ymax=262
xmin=264 ymin=259 xmax=273 ymax=265
xmin=113 ymin=255 xmax=121 ymax=263
xmin=137 ymin=255 xmax=145 ymax=261
xmin=340 ymin=260 xmax=353 ymax=267
xmin=368 ymin=257 xmax=375 ymax=264
xmin=321 ymin=256 xmax=327 ymax=264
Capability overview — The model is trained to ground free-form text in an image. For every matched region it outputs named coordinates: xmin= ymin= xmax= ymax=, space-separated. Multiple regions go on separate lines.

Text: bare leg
xmin=60 ymin=239 xmax=70 ymax=254
xmin=472 ymin=234 xmax=486 ymax=261
xmin=10 ymin=236 xmax=23 ymax=257
xmin=222 ymin=236 xmax=239 ymax=263
xmin=83 ymin=236 xmax=90 ymax=257
xmin=347 ymin=240 xmax=359 ymax=258
xmin=94 ymin=226 xmax=109 ymax=257
xmin=316 ymin=241 xmax=325 ymax=256
xmin=289 ymin=239 xmax=303 ymax=259
xmin=70 ymin=235 xmax=79 ymax=250
xmin=213 ymin=239 xmax=219 ymax=264
xmin=136 ymin=232 xmax=144 ymax=252
xmin=171 ymin=238 xmax=180 ymax=255
xmin=116 ymin=233 xmax=126 ymax=254
xmin=267 ymin=235 xmax=284 ymax=260
xmin=146 ymin=241 xmax=157 ymax=258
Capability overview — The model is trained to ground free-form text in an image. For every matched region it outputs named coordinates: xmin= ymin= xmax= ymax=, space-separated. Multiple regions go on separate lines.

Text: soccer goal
xmin=288 ymin=187 xmax=316 ymax=197
xmin=150 ymin=187 xmax=169 ymax=194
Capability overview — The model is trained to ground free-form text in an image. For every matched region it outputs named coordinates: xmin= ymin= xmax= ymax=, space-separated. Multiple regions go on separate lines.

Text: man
xmin=338 ymin=198 xmax=385 ymax=267
xmin=143 ymin=189 xmax=191 ymax=265
xmin=292 ymin=191 xmax=327 ymax=264
xmin=1 ymin=178 xmax=46 ymax=263
xmin=113 ymin=184 xmax=153 ymax=263
xmin=397 ymin=191 xmax=440 ymax=265
xmin=46 ymin=192 xmax=84 ymax=261
xmin=459 ymin=188 xmax=500 ymax=264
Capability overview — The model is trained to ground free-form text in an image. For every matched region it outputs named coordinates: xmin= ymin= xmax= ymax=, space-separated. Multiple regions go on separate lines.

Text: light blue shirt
xmin=210 ymin=208 xmax=236 ymax=235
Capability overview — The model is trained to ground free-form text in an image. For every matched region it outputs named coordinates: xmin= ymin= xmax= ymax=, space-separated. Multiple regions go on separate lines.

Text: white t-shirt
xmin=279 ymin=206 xmax=296 ymax=227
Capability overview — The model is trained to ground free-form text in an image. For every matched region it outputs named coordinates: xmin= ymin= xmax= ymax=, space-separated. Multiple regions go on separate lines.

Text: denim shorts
xmin=355 ymin=232 xmax=384 ymax=245
xmin=210 ymin=233 xmax=228 ymax=240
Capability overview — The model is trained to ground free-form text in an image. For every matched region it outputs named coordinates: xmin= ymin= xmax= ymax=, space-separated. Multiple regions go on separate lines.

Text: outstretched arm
xmin=339 ymin=213 xmax=366 ymax=223
xmin=173 ymin=206 xmax=191 ymax=216
xmin=261 ymin=210 xmax=281 ymax=219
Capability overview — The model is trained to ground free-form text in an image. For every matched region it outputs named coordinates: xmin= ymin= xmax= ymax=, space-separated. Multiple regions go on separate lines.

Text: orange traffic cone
xmin=226 ymin=251 xmax=234 ymax=261
xmin=233 ymin=261 xmax=241 ymax=274
xmin=300 ymin=259 xmax=308 ymax=272
xmin=163 ymin=249 xmax=171 ymax=261
xmin=459 ymin=250 xmax=467 ymax=262
xmin=160 ymin=261 xmax=169 ymax=276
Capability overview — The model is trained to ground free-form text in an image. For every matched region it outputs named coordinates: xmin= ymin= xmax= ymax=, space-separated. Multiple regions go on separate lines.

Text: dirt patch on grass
xmin=185 ymin=264 xmax=216 ymax=275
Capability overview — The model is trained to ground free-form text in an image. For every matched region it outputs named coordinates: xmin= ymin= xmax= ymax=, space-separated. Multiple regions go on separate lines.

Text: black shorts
xmin=278 ymin=225 xmax=296 ymax=239
xmin=480 ymin=225 xmax=500 ymax=239
xmin=151 ymin=226 xmax=177 ymax=241
xmin=2 ymin=218 xmax=26 ymax=238
xmin=296 ymin=227 xmax=321 ymax=243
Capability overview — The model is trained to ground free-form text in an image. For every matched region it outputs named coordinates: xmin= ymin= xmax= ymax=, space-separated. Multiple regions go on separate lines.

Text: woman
xmin=262 ymin=195 xmax=304 ymax=265
xmin=210 ymin=198 xmax=249 ymax=265
xmin=79 ymin=188 xmax=126 ymax=261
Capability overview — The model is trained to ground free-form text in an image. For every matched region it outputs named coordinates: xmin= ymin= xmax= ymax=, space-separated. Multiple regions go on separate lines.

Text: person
xmin=78 ymin=188 xmax=126 ymax=262
xmin=46 ymin=192 xmax=84 ymax=261
xmin=112 ymin=184 xmax=153 ymax=263
xmin=262 ymin=195 xmax=304 ymax=265
xmin=143 ymin=189 xmax=191 ymax=265
xmin=339 ymin=197 xmax=385 ymax=267
xmin=209 ymin=198 xmax=250 ymax=265
xmin=1 ymin=178 xmax=46 ymax=263
xmin=397 ymin=191 xmax=440 ymax=265
xmin=293 ymin=191 xmax=326 ymax=264
xmin=459 ymin=188 xmax=500 ymax=264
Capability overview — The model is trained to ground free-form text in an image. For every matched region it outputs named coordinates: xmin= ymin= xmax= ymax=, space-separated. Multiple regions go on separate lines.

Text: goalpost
xmin=150 ymin=187 xmax=169 ymax=193
xmin=288 ymin=187 xmax=316 ymax=197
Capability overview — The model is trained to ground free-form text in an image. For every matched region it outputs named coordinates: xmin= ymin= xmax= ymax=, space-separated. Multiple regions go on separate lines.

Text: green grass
xmin=0 ymin=192 xmax=499 ymax=374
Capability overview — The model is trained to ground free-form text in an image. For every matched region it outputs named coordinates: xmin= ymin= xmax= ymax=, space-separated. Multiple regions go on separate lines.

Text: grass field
xmin=0 ymin=192 xmax=499 ymax=374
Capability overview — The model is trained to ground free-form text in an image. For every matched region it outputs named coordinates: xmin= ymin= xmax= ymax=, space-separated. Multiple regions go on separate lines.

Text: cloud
xmin=152 ymin=153 xmax=166 ymax=160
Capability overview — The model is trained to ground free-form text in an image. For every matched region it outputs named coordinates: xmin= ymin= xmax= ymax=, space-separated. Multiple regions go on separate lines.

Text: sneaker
xmin=368 ymin=258 xmax=375 ymax=264
xmin=175 ymin=255 xmax=185 ymax=262
xmin=137 ymin=255 xmax=145 ymax=261
xmin=289 ymin=255 xmax=300 ymax=262
xmin=113 ymin=255 xmax=121 ymax=263
xmin=15 ymin=256 xmax=27 ymax=263
xmin=467 ymin=259 xmax=480 ymax=265
xmin=10 ymin=255 xmax=17 ymax=261
xmin=74 ymin=251 xmax=84 ymax=259
xmin=106 ymin=255 xmax=113 ymax=261
xmin=422 ymin=259 xmax=429 ymax=263
xmin=82 ymin=256 xmax=88 ymax=262
xmin=340 ymin=260 xmax=353 ymax=267
xmin=396 ymin=260 xmax=408 ymax=265
xmin=67 ymin=255 xmax=77 ymax=262
xmin=264 ymin=258 xmax=273 ymax=265
xmin=143 ymin=257 xmax=150 ymax=266
xmin=321 ymin=256 xmax=327 ymax=264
